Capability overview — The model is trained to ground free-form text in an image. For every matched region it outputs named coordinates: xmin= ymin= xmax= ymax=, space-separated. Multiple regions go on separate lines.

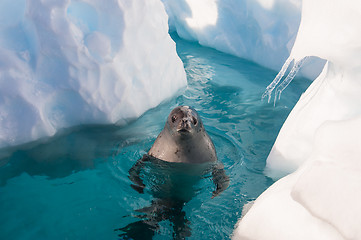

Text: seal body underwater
xmin=118 ymin=106 xmax=229 ymax=239
xmin=148 ymin=105 xmax=217 ymax=163
xmin=128 ymin=105 xmax=229 ymax=197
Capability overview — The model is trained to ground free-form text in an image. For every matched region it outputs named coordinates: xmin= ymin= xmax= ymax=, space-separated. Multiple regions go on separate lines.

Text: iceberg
xmin=161 ymin=0 xmax=323 ymax=78
xmin=265 ymin=0 xmax=361 ymax=175
xmin=0 ymin=0 xmax=186 ymax=149
xmin=233 ymin=0 xmax=361 ymax=239
xmin=162 ymin=0 xmax=302 ymax=71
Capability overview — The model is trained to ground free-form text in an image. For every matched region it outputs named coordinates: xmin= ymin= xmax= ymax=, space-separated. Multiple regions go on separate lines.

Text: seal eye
xmin=192 ymin=116 xmax=198 ymax=125
xmin=171 ymin=115 xmax=177 ymax=123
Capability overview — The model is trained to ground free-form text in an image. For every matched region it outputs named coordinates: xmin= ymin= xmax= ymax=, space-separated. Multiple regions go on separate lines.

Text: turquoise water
xmin=0 ymin=33 xmax=311 ymax=239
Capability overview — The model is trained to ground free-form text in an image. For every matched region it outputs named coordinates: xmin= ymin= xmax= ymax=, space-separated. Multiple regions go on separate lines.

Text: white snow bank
xmin=0 ymin=0 xmax=186 ymax=149
xmin=161 ymin=0 xmax=323 ymax=78
xmin=234 ymin=117 xmax=361 ymax=240
xmin=233 ymin=0 xmax=361 ymax=239
xmin=233 ymin=171 xmax=344 ymax=240
xmin=265 ymin=0 xmax=361 ymax=175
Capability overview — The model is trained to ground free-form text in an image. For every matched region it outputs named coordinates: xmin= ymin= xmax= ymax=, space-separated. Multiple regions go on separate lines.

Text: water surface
xmin=0 ymin=33 xmax=311 ymax=239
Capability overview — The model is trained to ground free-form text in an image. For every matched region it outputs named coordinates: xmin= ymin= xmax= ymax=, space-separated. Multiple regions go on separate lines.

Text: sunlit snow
xmin=162 ymin=0 xmax=323 ymax=79
xmin=184 ymin=0 xmax=218 ymax=28
xmin=0 ymin=0 xmax=186 ymax=149
xmin=233 ymin=0 xmax=361 ymax=239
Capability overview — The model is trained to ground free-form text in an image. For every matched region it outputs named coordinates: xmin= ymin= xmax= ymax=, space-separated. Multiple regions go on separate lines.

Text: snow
xmin=161 ymin=0 xmax=324 ymax=78
xmin=265 ymin=0 xmax=361 ymax=176
xmin=233 ymin=0 xmax=361 ymax=239
xmin=2 ymin=0 xmax=361 ymax=237
xmin=234 ymin=117 xmax=361 ymax=240
xmin=162 ymin=0 xmax=302 ymax=71
xmin=0 ymin=0 xmax=186 ymax=149
xmin=233 ymin=172 xmax=344 ymax=240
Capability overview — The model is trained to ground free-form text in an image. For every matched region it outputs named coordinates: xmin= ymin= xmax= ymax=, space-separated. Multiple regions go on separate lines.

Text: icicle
xmin=262 ymin=57 xmax=293 ymax=103
xmin=273 ymin=56 xmax=309 ymax=104
xmin=262 ymin=56 xmax=309 ymax=105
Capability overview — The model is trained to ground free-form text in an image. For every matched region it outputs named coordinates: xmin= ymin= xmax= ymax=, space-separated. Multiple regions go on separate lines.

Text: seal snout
xmin=167 ymin=106 xmax=201 ymax=135
xmin=178 ymin=118 xmax=192 ymax=133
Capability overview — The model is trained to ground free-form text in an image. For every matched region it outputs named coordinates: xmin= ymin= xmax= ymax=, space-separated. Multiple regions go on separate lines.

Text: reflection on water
xmin=117 ymin=155 xmax=229 ymax=239
xmin=0 ymin=125 xmax=121 ymax=185
xmin=118 ymin=198 xmax=191 ymax=240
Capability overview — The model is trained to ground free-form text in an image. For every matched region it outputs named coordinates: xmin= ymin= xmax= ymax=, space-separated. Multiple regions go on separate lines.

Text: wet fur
xmin=148 ymin=106 xmax=217 ymax=163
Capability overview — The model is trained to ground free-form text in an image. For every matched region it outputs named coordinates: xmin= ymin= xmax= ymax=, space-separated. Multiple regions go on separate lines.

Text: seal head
xmin=166 ymin=106 xmax=202 ymax=137
xmin=148 ymin=106 xmax=217 ymax=163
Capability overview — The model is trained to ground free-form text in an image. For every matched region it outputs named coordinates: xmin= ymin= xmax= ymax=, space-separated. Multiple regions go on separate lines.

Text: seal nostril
xmin=192 ymin=116 xmax=197 ymax=125
xmin=181 ymin=119 xmax=187 ymax=127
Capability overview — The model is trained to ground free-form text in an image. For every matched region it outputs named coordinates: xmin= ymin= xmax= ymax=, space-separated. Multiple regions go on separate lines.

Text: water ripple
xmin=0 ymin=33 xmax=311 ymax=240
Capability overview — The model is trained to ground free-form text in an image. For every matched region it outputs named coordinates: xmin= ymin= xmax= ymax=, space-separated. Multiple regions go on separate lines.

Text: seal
xmin=128 ymin=106 xmax=229 ymax=197
xmin=119 ymin=106 xmax=229 ymax=239
xmin=148 ymin=105 xmax=217 ymax=163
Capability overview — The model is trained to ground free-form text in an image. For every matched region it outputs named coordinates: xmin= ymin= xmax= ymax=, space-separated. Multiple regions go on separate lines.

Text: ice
xmin=162 ymin=0 xmax=302 ymax=71
xmin=234 ymin=117 xmax=361 ymax=240
xmin=266 ymin=0 xmax=361 ymax=175
xmin=233 ymin=0 xmax=361 ymax=239
xmin=262 ymin=56 xmax=293 ymax=103
xmin=0 ymin=0 xmax=186 ymax=149
xmin=161 ymin=0 xmax=323 ymax=78
xmin=262 ymin=56 xmax=308 ymax=105
xmin=272 ymin=57 xmax=308 ymax=101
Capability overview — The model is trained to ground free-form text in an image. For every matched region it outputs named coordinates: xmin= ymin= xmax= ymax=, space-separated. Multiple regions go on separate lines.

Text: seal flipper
xmin=117 ymin=198 xmax=191 ymax=240
xmin=128 ymin=155 xmax=151 ymax=194
xmin=211 ymin=163 xmax=230 ymax=198
xmin=116 ymin=220 xmax=157 ymax=240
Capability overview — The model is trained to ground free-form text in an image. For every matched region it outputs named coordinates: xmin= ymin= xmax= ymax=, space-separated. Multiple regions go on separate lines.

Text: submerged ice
xmin=0 ymin=0 xmax=186 ymax=149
